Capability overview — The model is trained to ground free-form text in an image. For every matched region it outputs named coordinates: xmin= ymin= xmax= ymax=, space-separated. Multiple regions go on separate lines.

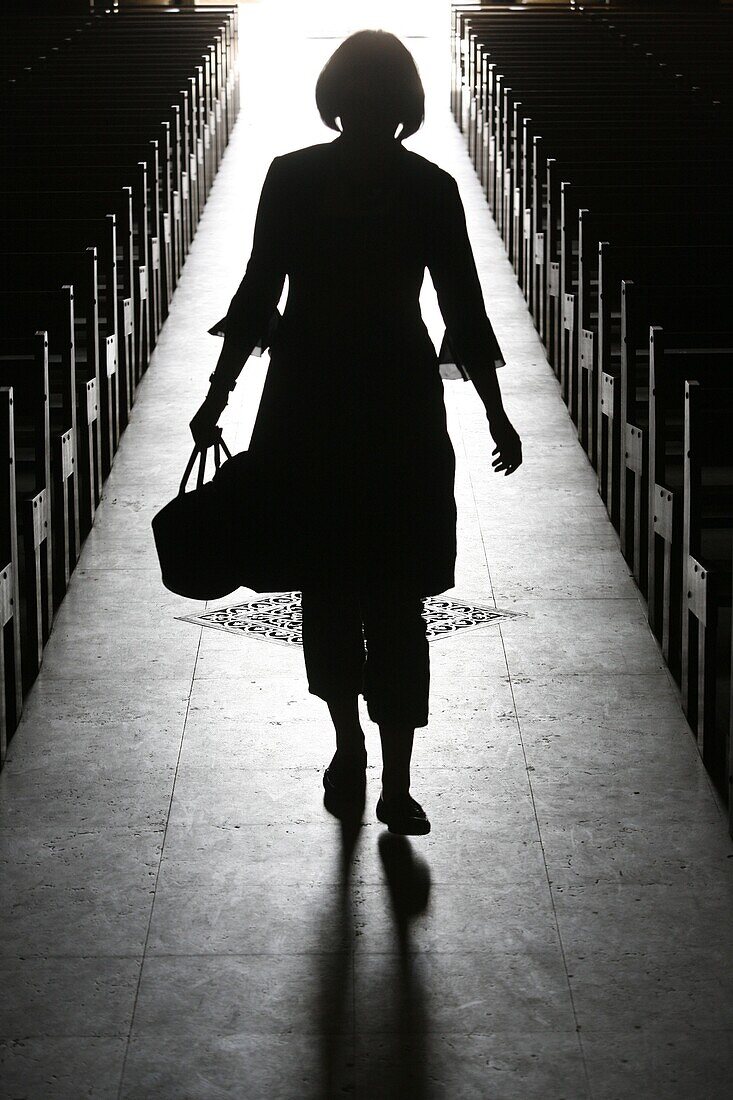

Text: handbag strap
xmin=179 ymin=434 xmax=233 ymax=496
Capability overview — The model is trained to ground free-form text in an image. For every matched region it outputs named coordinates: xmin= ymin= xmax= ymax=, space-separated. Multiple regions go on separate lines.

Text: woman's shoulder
xmin=265 ymin=142 xmax=459 ymax=218
xmin=272 ymin=142 xmax=456 ymax=184
xmin=260 ymin=144 xmax=336 ymax=204
xmin=400 ymin=147 xmax=457 ymax=191
xmin=270 ymin=142 xmax=335 ymax=174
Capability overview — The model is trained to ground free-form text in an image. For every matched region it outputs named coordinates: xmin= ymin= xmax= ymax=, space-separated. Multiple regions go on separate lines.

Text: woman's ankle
xmin=326 ymin=697 xmax=367 ymax=761
xmin=332 ymin=745 xmax=367 ymax=767
xmin=379 ymin=724 xmax=414 ymax=804
xmin=381 ymin=776 xmax=411 ymax=803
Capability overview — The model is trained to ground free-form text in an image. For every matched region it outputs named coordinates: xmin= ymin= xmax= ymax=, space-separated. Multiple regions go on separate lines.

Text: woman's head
xmin=315 ymin=30 xmax=424 ymax=142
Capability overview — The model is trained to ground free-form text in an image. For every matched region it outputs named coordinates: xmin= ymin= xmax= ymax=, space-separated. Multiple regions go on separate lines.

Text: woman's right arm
xmin=191 ymin=158 xmax=288 ymax=446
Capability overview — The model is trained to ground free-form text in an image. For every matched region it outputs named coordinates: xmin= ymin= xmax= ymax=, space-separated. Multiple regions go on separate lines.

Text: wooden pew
xmin=1 ymin=8 xmax=239 ymax=279
xmin=452 ymin=4 xmax=732 ymax=126
xmin=2 ymin=95 xmax=190 ymax=269
xmin=538 ymin=156 xmax=731 ymax=326
xmin=0 ymin=214 xmax=130 ymax=453
xmin=6 ymin=82 xmax=200 ymax=245
xmin=0 ymin=290 xmax=79 ymax=608
xmin=4 ymin=152 xmax=166 ymax=330
xmin=451 ymin=0 xmax=733 ymax=829
xmin=681 ymin=381 xmax=733 ymax=798
xmin=0 ymin=251 xmax=104 ymax=537
xmin=0 ymin=0 xmax=239 ymax=764
xmin=0 ymin=388 xmax=23 ymax=761
xmin=647 ymin=328 xmax=733 ymax=680
xmin=516 ymin=135 xmax=725 ymax=300
xmin=574 ymin=209 xmax=733 ymax=461
xmin=500 ymin=88 xmax=706 ymax=258
xmin=0 ymin=334 xmax=53 ymax=691
xmin=507 ymin=91 xmax=710 ymax=240
xmin=597 ymin=279 xmax=731 ymax=541
xmin=530 ymin=135 xmax=733 ymax=341
xmin=0 ymin=181 xmax=148 ymax=386
xmin=554 ymin=181 xmax=731 ymax=406
xmin=458 ymin=27 xmax=725 ymax=223
xmin=2 ymin=145 xmax=168 ymax=318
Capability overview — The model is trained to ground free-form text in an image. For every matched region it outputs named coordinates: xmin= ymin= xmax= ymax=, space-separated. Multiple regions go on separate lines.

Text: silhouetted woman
xmin=190 ymin=31 xmax=522 ymax=835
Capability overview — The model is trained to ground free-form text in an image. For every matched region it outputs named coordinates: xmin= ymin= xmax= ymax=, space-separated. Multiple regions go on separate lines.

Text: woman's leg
xmin=326 ymin=694 xmax=367 ymax=768
xmin=300 ymin=587 xmax=367 ymax=768
xmin=378 ymin=725 xmax=415 ymax=802
xmin=361 ymin=592 xmax=429 ymax=801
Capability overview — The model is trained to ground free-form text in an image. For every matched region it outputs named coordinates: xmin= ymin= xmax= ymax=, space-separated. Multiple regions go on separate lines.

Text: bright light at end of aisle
xmin=250 ymin=0 xmax=451 ymax=40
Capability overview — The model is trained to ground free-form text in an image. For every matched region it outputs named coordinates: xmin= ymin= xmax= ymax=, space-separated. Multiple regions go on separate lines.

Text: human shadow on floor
xmin=371 ymin=832 xmax=432 ymax=1100
xmin=312 ymin=800 xmax=433 ymax=1098
xmin=314 ymin=801 xmax=364 ymax=1096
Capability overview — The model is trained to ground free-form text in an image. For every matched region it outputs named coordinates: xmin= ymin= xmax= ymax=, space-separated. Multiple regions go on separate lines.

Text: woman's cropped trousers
xmin=300 ymin=583 xmax=430 ymax=728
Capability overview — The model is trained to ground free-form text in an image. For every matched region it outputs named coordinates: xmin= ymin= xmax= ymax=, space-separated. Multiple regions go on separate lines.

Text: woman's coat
xmin=218 ymin=137 xmax=504 ymax=595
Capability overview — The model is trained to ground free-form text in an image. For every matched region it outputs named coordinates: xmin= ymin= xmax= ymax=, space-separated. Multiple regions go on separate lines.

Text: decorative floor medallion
xmin=179 ymin=592 xmax=516 ymax=648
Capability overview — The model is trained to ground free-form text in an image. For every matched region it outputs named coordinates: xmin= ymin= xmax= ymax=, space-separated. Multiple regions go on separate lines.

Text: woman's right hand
xmin=489 ymin=413 xmax=522 ymax=476
xmin=190 ymin=389 xmax=228 ymax=449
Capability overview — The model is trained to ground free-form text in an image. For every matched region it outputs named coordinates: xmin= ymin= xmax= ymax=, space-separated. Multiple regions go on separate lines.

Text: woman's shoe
xmin=376 ymin=793 xmax=431 ymax=836
xmin=322 ymin=753 xmax=367 ymax=814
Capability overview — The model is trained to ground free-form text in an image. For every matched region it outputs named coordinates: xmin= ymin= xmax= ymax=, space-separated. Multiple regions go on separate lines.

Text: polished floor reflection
xmin=1 ymin=4 xmax=732 ymax=1098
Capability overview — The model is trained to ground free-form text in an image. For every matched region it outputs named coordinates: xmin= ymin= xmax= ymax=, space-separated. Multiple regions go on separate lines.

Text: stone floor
xmin=2 ymin=4 xmax=733 ymax=1098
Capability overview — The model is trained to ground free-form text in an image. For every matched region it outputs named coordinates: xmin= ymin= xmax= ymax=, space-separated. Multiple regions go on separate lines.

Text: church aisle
xmin=1 ymin=7 xmax=732 ymax=1099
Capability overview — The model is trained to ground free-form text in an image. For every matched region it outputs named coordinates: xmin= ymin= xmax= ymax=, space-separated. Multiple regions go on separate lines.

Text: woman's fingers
xmin=492 ymin=448 xmax=522 ymax=475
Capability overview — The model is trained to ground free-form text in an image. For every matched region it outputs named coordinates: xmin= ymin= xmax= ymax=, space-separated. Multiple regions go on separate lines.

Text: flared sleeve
xmin=208 ymin=156 xmax=288 ymax=365
xmin=427 ymin=173 xmax=505 ymax=379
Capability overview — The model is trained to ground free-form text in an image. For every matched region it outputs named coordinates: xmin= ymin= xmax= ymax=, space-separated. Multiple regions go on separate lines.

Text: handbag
xmin=152 ymin=435 xmax=301 ymax=599
xmin=152 ymin=437 xmax=251 ymax=600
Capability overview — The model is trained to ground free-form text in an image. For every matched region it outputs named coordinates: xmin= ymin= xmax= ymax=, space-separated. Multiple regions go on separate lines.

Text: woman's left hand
xmin=489 ymin=413 xmax=522 ymax=476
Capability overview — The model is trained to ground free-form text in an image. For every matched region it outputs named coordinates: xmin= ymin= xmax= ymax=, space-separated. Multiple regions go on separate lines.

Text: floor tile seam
xmin=448 ymin=141 xmax=595 ymax=1093
xmin=451 ymin=129 xmax=649 ymax=598
xmin=159 ymin=819 xmax=538 ymax=829
xmin=484 ymin=595 xmax=662 ymax=603
xmin=453 ymin=136 xmax=699 ymax=861
xmin=127 ymin=948 xmax=573 ymax=959
xmin=451 ymin=144 xmax=713 ymax=831
xmin=0 ymin=953 xmax=146 ymax=960
xmin=349 ymin=900 xmax=358 ymax=1051
xmin=0 ymin=1031 xmax=130 ymax=1041
xmin=444 ymin=256 xmax=562 ymax=889
xmin=505 ymin=669 xmax=686 ymax=684
xmin=628 ymin=591 xmax=727 ymax=820
xmin=131 ymin=879 xmax=557 ymax=892
xmin=498 ymin=630 xmax=593 ymax=1095
xmin=706 ymin=781 xmax=730 ymax=825
xmin=139 ymin=949 xmax=572 ymax=963
xmin=451 ymin=384 xmax=498 ymax=612
xmin=0 ymin=1026 xmax=629 ymax=1039
xmin=569 ymin=1026 xmax=733 ymax=1038
xmin=115 ymin=626 xmax=204 ymax=1099
xmin=0 ymin=830 xmax=168 ymax=844
xmin=345 ymin=1023 xmax=585 ymax=1039
xmin=157 ymin=763 xmax=529 ymax=773
xmin=497 ymin=598 xmax=647 ymax=606
xmin=642 ymin=606 xmax=726 ymax=819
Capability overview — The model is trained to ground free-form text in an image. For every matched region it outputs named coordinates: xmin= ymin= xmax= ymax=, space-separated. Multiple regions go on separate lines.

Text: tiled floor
xmin=2 ymin=5 xmax=732 ymax=1098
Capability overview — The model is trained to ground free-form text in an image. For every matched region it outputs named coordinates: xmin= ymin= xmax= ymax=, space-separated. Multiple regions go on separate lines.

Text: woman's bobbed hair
xmin=316 ymin=30 xmax=425 ymax=141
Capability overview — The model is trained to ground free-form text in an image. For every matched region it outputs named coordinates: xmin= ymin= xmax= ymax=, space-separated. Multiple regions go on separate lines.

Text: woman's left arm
xmin=427 ymin=173 xmax=522 ymax=475
xmin=190 ymin=157 xmax=288 ymax=446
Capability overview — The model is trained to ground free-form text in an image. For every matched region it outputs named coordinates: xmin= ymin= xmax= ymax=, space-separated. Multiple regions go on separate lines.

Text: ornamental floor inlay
xmin=178 ymin=592 xmax=516 ymax=647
